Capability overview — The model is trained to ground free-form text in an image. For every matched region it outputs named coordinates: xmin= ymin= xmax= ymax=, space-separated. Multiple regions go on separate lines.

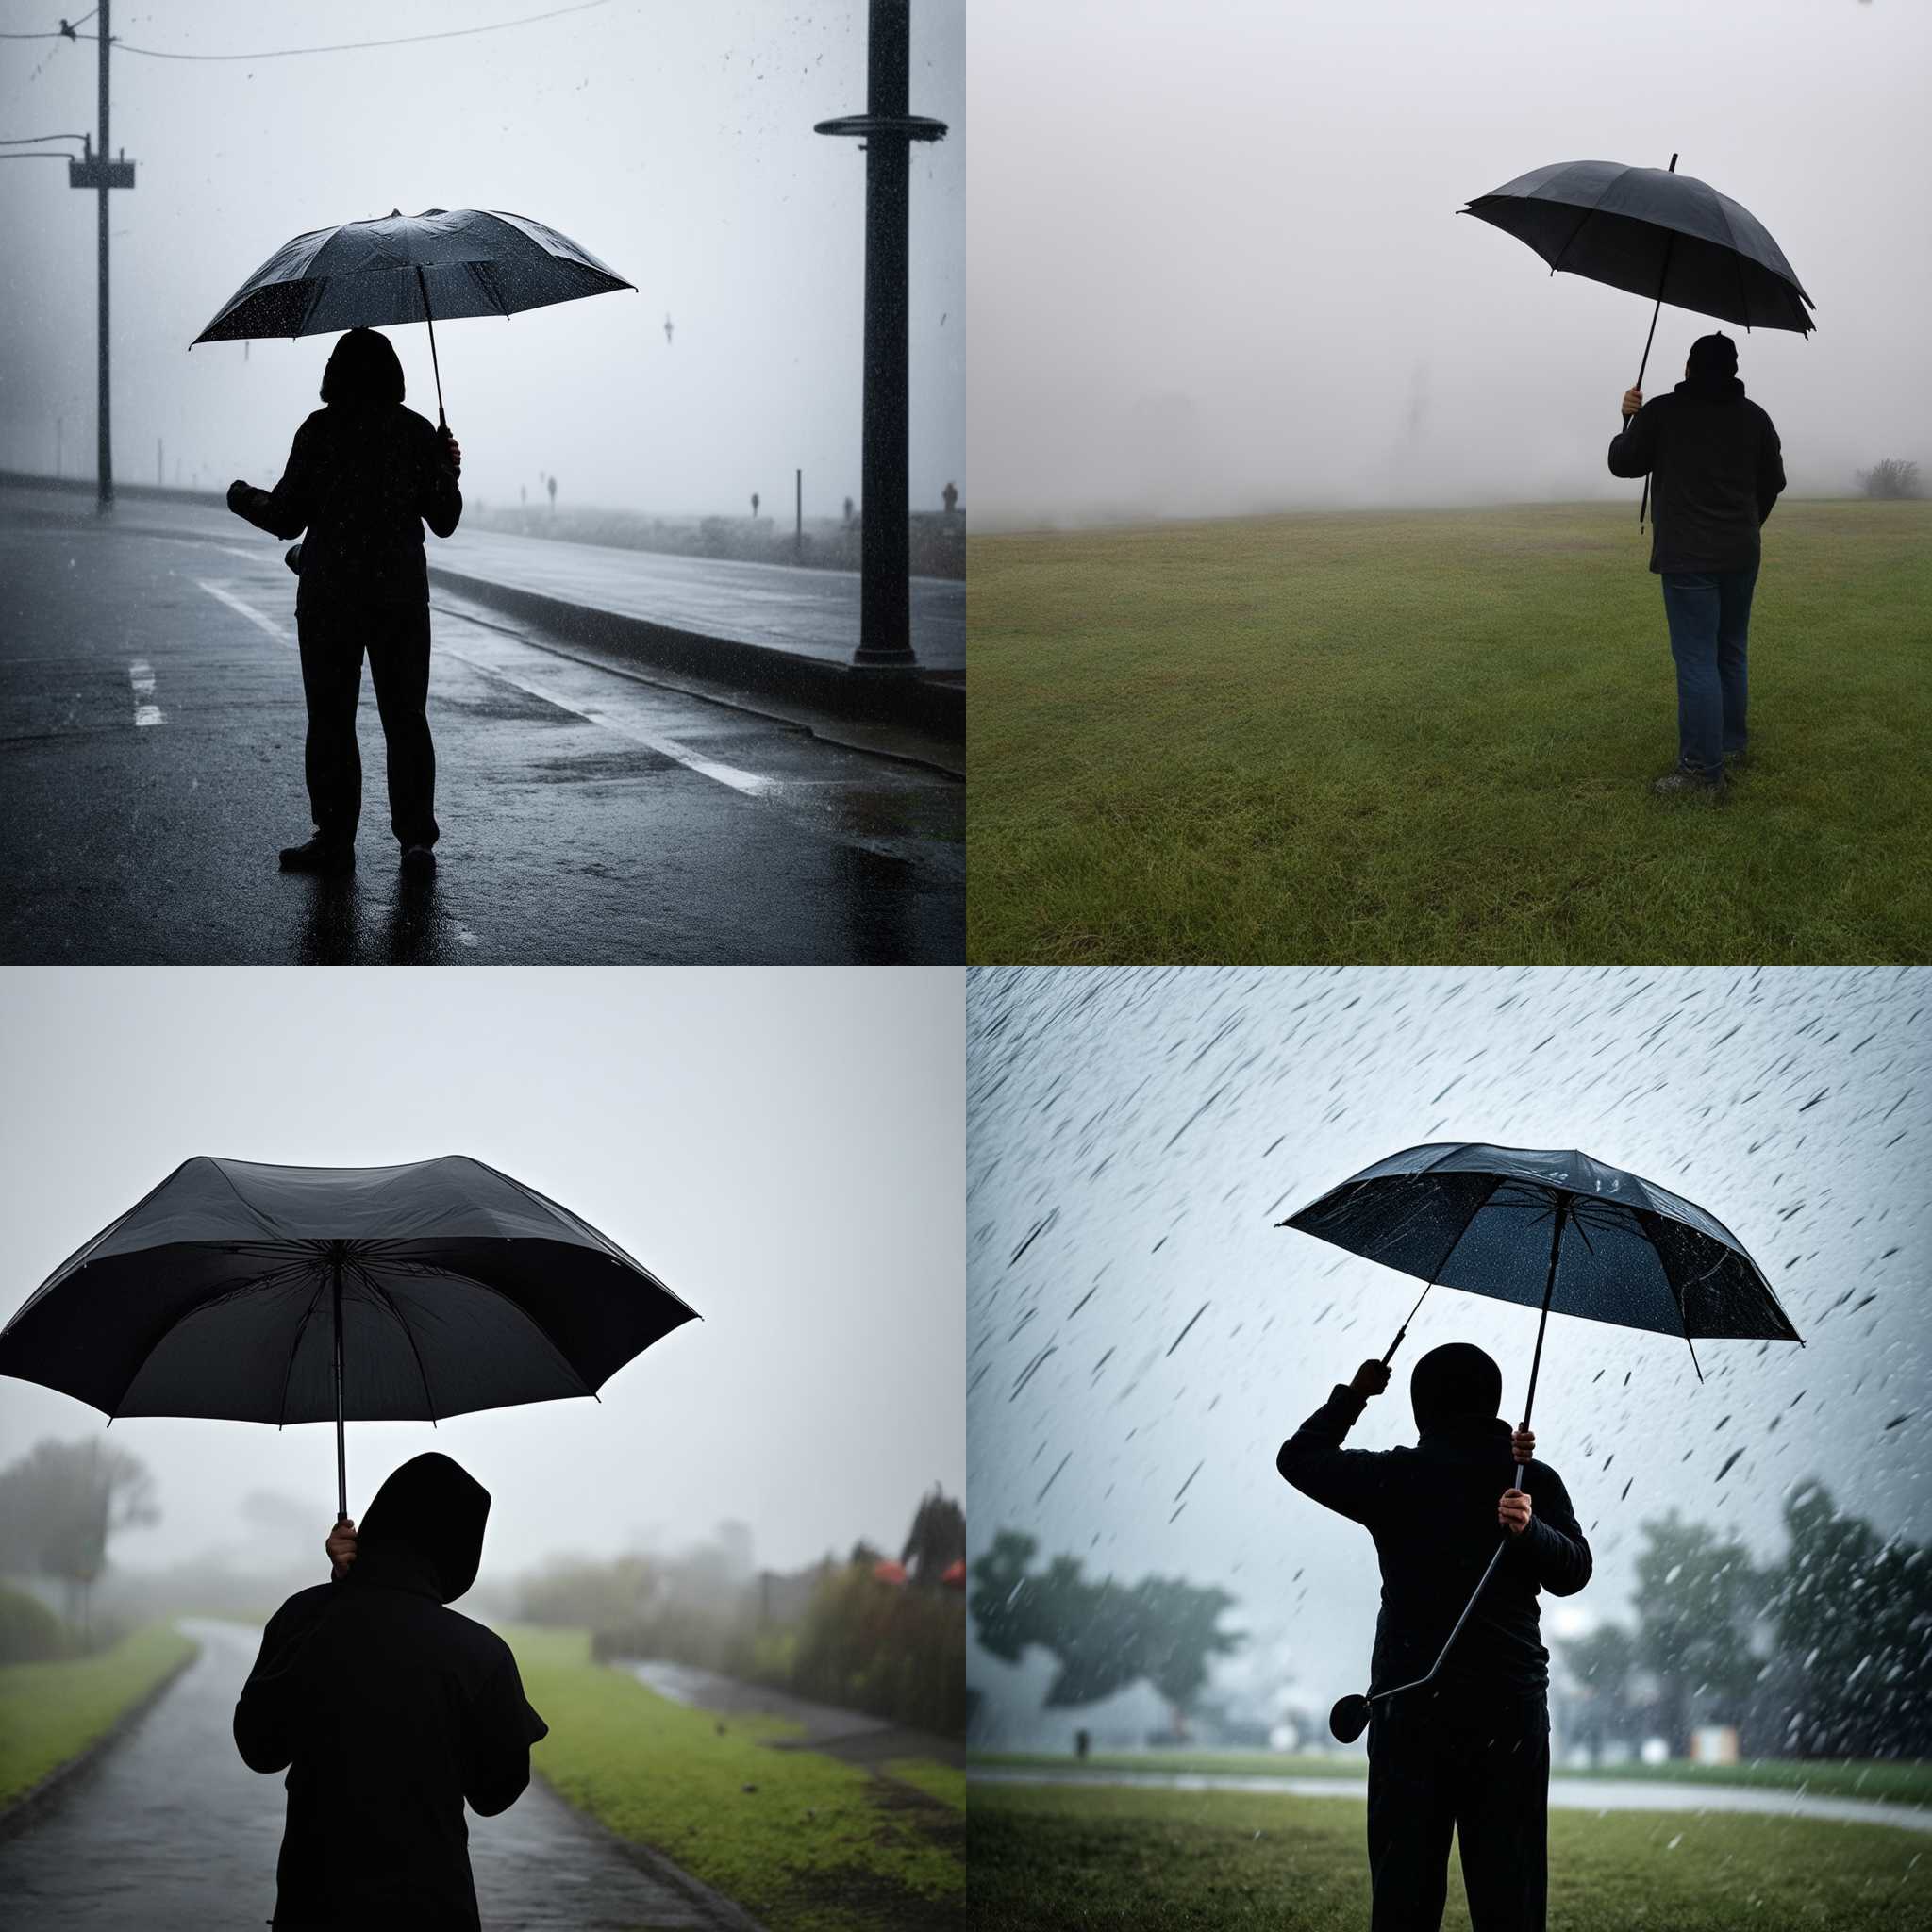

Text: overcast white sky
xmin=0 ymin=967 xmax=964 ymax=1584
xmin=967 ymin=966 xmax=1929 ymax=1743
xmin=968 ymin=0 xmax=1931 ymax=525
xmin=0 ymin=0 xmax=962 ymax=517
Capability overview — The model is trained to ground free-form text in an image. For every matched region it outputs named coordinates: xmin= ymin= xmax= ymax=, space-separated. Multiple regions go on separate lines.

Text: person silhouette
xmin=1276 ymin=1343 xmax=1591 ymax=1932
xmin=227 ymin=327 xmax=462 ymax=877
xmin=234 ymin=1452 xmax=546 ymax=1928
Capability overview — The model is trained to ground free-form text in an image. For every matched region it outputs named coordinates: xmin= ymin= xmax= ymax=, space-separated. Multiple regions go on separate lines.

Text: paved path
xmin=0 ymin=491 xmax=961 ymax=963
xmin=440 ymin=525 xmax=964 ymax=675
xmin=624 ymin=1658 xmax=964 ymax=1770
xmin=0 ymin=1619 xmax=735 ymax=1930
xmin=969 ymin=1765 xmax=1932 ymax=1834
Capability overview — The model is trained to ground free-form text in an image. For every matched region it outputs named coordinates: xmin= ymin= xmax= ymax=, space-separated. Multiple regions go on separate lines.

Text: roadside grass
xmin=969 ymin=1750 xmax=1932 ymax=1805
xmin=505 ymin=1625 xmax=962 ymax=1932
xmin=967 ymin=500 xmax=1932 ymax=963
xmin=883 ymin=1758 xmax=966 ymax=1809
xmin=968 ymin=1781 xmax=1927 ymax=1931
xmin=0 ymin=1621 xmax=197 ymax=1807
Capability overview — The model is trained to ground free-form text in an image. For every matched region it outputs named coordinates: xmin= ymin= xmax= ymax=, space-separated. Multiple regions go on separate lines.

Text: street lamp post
xmin=815 ymin=0 xmax=946 ymax=671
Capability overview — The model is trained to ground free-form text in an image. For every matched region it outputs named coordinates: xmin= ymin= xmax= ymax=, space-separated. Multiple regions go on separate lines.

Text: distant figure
xmin=547 ymin=475 xmax=558 ymax=515
xmin=234 ymin=1453 xmax=547 ymax=1929
xmin=664 ymin=311 xmax=674 ymax=346
xmin=1276 ymin=1344 xmax=1591 ymax=1932
xmin=226 ymin=327 xmax=461 ymax=877
xmin=1608 ymin=331 xmax=1785 ymax=800
xmin=842 ymin=495 xmax=856 ymax=527
xmin=751 ymin=491 xmax=760 ymax=520
xmin=1074 ymin=1727 xmax=1091 ymax=1761
xmin=942 ymin=481 xmax=958 ymax=515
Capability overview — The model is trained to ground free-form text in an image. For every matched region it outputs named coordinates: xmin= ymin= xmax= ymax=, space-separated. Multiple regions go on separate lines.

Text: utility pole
xmin=816 ymin=0 xmax=947 ymax=670
xmin=68 ymin=0 xmax=134 ymax=512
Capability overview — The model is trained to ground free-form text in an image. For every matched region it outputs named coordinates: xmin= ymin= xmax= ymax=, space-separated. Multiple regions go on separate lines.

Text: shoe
xmin=1723 ymin=748 xmax=1748 ymax=772
xmin=279 ymin=837 xmax=354 ymax=875
xmin=400 ymin=844 xmax=437 ymax=877
xmin=1652 ymin=765 xmax=1726 ymax=801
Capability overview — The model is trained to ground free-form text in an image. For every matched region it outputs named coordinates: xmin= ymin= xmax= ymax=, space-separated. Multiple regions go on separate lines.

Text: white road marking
xmin=432 ymin=643 xmax=775 ymax=798
xmin=193 ymin=577 xmax=291 ymax=644
xmin=129 ymin=659 xmax=162 ymax=726
xmin=194 ymin=577 xmax=774 ymax=799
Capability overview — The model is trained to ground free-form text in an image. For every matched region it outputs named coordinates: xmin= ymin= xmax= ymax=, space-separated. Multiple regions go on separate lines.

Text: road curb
xmin=531 ymin=1769 xmax=771 ymax=1932
xmin=0 ymin=1632 xmax=201 ymax=1843
xmin=425 ymin=562 xmax=963 ymax=740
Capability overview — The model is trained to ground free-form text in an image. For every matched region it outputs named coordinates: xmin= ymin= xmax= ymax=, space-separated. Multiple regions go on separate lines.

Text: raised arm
xmin=1498 ymin=1462 xmax=1592 ymax=1597
xmin=233 ymin=1584 xmax=335 ymax=1773
xmin=421 ymin=425 xmax=463 ymax=541
xmin=228 ymin=418 xmax=319 ymax=541
xmin=1275 ymin=1360 xmax=1393 ymax=1527
xmin=1607 ymin=392 xmax=1657 ymax=481
xmin=1757 ymin=415 xmax=1786 ymax=525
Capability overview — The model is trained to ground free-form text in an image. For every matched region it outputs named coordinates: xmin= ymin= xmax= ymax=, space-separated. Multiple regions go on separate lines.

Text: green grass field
xmin=968 ymin=500 xmax=1932 ymax=963
xmin=969 ymin=1750 xmax=1932 ymax=1805
xmin=0 ymin=1622 xmax=198 ymax=1807
xmin=507 ymin=1626 xmax=961 ymax=1932
xmin=968 ymin=1781 xmax=1929 ymax=1931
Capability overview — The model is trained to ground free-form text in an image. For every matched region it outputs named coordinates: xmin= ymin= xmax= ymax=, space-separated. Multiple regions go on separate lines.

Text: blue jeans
xmin=1659 ymin=563 xmax=1757 ymax=777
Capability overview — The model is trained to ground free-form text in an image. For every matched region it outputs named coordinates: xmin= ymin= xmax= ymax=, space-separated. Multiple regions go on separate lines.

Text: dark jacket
xmin=1277 ymin=1384 xmax=1591 ymax=1701
xmin=234 ymin=1454 xmax=547 ymax=1930
xmin=228 ymin=403 xmax=461 ymax=611
xmin=1607 ymin=375 xmax=1785 ymax=575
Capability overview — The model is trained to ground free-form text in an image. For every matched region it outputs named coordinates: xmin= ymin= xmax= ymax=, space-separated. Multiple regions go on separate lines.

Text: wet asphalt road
xmin=0 ymin=1619 xmax=734 ymax=1931
xmin=0 ymin=492 xmax=962 ymax=963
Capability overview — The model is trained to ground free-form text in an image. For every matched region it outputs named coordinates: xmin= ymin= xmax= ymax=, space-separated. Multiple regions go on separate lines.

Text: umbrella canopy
xmin=1281 ymin=1141 xmax=1802 ymax=1378
xmin=0 ymin=1155 xmax=696 ymax=1518
xmin=190 ymin=208 xmax=635 ymax=425
xmin=1461 ymin=158 xmax=1815 ymax=337
xmin=1280 ymin=1141 xmax=1803 ymax=1742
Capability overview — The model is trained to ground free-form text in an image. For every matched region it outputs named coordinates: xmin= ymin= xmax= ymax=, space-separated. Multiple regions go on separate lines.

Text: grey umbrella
xmin=1461 ymin=156 xmax=1815 ymax=523
xmin=191 ymin=207 xmax=636 ymax=429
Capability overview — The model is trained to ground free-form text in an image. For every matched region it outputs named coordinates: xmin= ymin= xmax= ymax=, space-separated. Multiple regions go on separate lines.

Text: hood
xmin=1410 ymin=1341 xmax=1502 ymax=1437
xmin=320 ymin=326 xmax=406 ymax=408
xmin=354 ymin=1451 xmax=489 ymax=1603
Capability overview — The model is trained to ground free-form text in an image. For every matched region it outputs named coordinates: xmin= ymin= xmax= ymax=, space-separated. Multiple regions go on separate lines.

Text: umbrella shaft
xmin=416 ymin=265 xmax=446 ymax=431
xmin=332 ymin=1260 xmax=346 ymax=1524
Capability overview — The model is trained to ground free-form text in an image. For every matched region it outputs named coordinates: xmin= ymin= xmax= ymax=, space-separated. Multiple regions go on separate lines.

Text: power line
xmin=0 ymin=132 xmax=89 ymax=142
xmin=0 ymin=0 xmax=610 ymax=59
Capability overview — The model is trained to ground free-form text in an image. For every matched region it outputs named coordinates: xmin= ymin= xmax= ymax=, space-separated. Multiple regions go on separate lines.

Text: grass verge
xmin=968 ymin=1780 xmax=1927 ymax=1930
xmin=506 ymin=1625 xmax=962 ymax=1932
xmin=0 ymin=1622 xmax=198 ymax=1807
xmin=969 ymin=1750 xmax=1932 ymax=1805
xmin=968 ymin=500 xmax=1932 ymax=963
xmin=883 ymin=1758 xmax=966 ymax=1810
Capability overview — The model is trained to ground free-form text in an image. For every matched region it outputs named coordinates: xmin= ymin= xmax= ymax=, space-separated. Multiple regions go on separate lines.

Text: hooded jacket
xmin=1607 ymin=375 xmax=1785 ymax=575
xmin=227 ymin=330 xmax=462 ymax=612
xmin=234 ymin=1453 xmax=547 ymax=1930
xmin=1276 ymin=1344 xmax=1591 ymax=1702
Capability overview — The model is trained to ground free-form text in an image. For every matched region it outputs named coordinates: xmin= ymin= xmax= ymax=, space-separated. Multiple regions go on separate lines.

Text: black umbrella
xmin=0 ymin=1155 xmax=697 ymax=1525
xmin=1461 ymin=156 xmax=1815 ymax=524
xmin=191 ymin=208 xmax=636 ymax=431
xmin=1277 ymin=1141 xmax=1802 ymax=1740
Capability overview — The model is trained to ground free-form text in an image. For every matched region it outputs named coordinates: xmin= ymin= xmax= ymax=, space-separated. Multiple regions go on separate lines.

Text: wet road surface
xmin=0 ymin=1619 xmax=739 ymax=1930
xmin=0 ymin=491 xmax=961 ymax=962
xmin=968 ymin=1765 xmax=1932 ymax=1833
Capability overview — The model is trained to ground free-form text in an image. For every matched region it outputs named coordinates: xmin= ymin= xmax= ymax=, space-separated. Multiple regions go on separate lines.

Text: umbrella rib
xmin=472 ymin=259 xmax=515 ymax=322
xmin=359 ymin=1257 xmax=597 ymax=1400
xmin=276 ymin=1271 xmax=327 ymax=1428
xmin=353 ymin=1262 xmax=439 ymax=1425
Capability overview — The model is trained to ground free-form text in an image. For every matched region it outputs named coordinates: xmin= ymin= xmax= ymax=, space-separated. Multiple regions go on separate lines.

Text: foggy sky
xmin=968 ymin=0 xmax=1931 ymax=525
xmin=0 ymin=967 xmax=964 ymax=1585
xmin=0 ymin=0 xmax=962 ymax=518
xmin=966 ymin=966 xmax=1929 ymax=1742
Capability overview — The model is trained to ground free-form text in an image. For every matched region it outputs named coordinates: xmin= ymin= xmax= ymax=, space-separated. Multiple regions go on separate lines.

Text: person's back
xmin=234 ymin=1453 xmax=546 ymax=1930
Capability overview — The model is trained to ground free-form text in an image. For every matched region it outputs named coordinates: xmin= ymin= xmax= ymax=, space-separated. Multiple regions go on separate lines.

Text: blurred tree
xmin=969 ymin=1530 xmax=1241 ymax=1727
xmin=0 ymin=1438 xmax=158 ymax=1643
xmin=1560 ymin=1621 xmax=1641 ymax=1758
xmin=1855 ymin=458 xmax=1921 ymax=499
xmin=1634 ymin=1511 xmax=1767 ymax=1755
xmin=901 ymin=1485 xmax=965 ymax=1587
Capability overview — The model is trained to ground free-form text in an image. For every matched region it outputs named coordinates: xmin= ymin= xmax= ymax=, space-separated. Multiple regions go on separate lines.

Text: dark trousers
xmin=1366 ymin=1690 xmax=1549 ymax=1932
xmin=296 ymin=596 xmax=439 ymax=850
xmin=1659 ymin=563 xmax=1757 ymax=776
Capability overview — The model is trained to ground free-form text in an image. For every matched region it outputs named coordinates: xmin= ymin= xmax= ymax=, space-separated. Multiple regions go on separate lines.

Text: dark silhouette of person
xmin=1608 ymin=331 xmax=1786 ymax=799
xmin=234 ymin=1452 xmax=546 ymax=1929
xmin=1276 ymin=1343 xmax=1591 ymax=1932
xmin=226 ymin=327 xmax=463 ymax=876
